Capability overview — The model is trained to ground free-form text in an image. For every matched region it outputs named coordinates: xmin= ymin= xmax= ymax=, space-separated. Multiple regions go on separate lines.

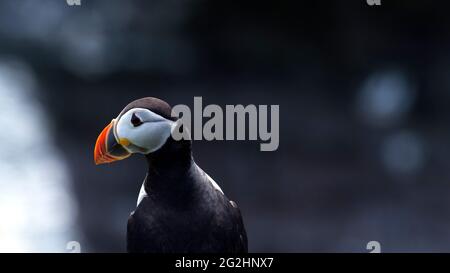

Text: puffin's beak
xmin=94 ymin=120 xmax=131 ymax=165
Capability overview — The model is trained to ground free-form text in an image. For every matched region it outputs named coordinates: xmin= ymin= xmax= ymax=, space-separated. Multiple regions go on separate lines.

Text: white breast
xmin=136 ymin=176 xmax=148 ymax=207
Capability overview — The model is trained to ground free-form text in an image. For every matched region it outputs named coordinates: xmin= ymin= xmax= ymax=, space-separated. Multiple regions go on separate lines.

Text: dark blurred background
xmin=0 ymin=0 xmax=449 ymax=252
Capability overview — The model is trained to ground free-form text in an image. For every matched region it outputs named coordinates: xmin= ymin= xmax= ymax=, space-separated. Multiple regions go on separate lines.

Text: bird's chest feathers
xmin=134 ymin=196 xmax=214 ymax=240
xmin=132 ymin=168 xmax=222 ymax=238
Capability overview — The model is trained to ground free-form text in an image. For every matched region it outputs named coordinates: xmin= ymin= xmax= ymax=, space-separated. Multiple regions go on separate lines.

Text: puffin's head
xmin=94 ymin=97 xmax=177 ymax=165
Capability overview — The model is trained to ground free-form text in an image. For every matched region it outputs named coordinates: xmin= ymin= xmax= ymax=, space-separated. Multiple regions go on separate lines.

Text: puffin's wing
xmin=197 ymin=162 xmax=248 ymax=253
xmin=126 ymin=213 xmax=138 ymax=252
xmin=228 ymin=199 xmax=248 ymax=253
xmin=126 ymin=210 xmax=161 ymax=253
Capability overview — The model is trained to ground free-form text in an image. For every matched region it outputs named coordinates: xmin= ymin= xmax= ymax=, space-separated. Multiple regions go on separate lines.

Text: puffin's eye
xmin=131 ymin=113 xmax=143 ymax=127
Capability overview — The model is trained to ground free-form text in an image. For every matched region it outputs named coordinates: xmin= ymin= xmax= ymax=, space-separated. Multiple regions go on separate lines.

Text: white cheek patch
xmin=127 ymin=121 xmax=172 ymax=153
xmin=116 ymin=108 xmax=174 ymax=154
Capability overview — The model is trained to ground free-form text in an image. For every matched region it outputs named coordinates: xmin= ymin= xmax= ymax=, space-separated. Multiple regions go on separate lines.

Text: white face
xmin=114 ymin=108 xmax=175 ymax=154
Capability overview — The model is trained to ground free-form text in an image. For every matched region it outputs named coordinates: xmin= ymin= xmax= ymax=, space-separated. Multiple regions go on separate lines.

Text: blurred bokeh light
xmin=0 ymin=59 xmax=77 ymax=252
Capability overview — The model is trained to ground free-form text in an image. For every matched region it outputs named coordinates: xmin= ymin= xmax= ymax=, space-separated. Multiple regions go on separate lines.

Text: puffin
xmin=93 ymin=97 xmax=248 ymax=253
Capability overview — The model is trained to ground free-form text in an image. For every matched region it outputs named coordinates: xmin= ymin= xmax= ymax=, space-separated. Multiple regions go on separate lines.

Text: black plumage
xmin=123 ymin=98 xmax=248 ymax=253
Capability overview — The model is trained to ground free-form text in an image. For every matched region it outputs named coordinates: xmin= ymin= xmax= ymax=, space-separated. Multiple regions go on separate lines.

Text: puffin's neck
xmin=144 ymin=137 xmax=194 ymax=193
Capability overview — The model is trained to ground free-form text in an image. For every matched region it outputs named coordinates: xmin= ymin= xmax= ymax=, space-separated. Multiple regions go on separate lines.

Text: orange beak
xmin=94 ymin=120 xmax=131 ymax=165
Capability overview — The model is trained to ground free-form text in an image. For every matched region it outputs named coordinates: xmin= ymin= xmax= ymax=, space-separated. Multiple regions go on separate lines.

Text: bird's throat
xmin=143 ymin=137 xmax=194 ymax=194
